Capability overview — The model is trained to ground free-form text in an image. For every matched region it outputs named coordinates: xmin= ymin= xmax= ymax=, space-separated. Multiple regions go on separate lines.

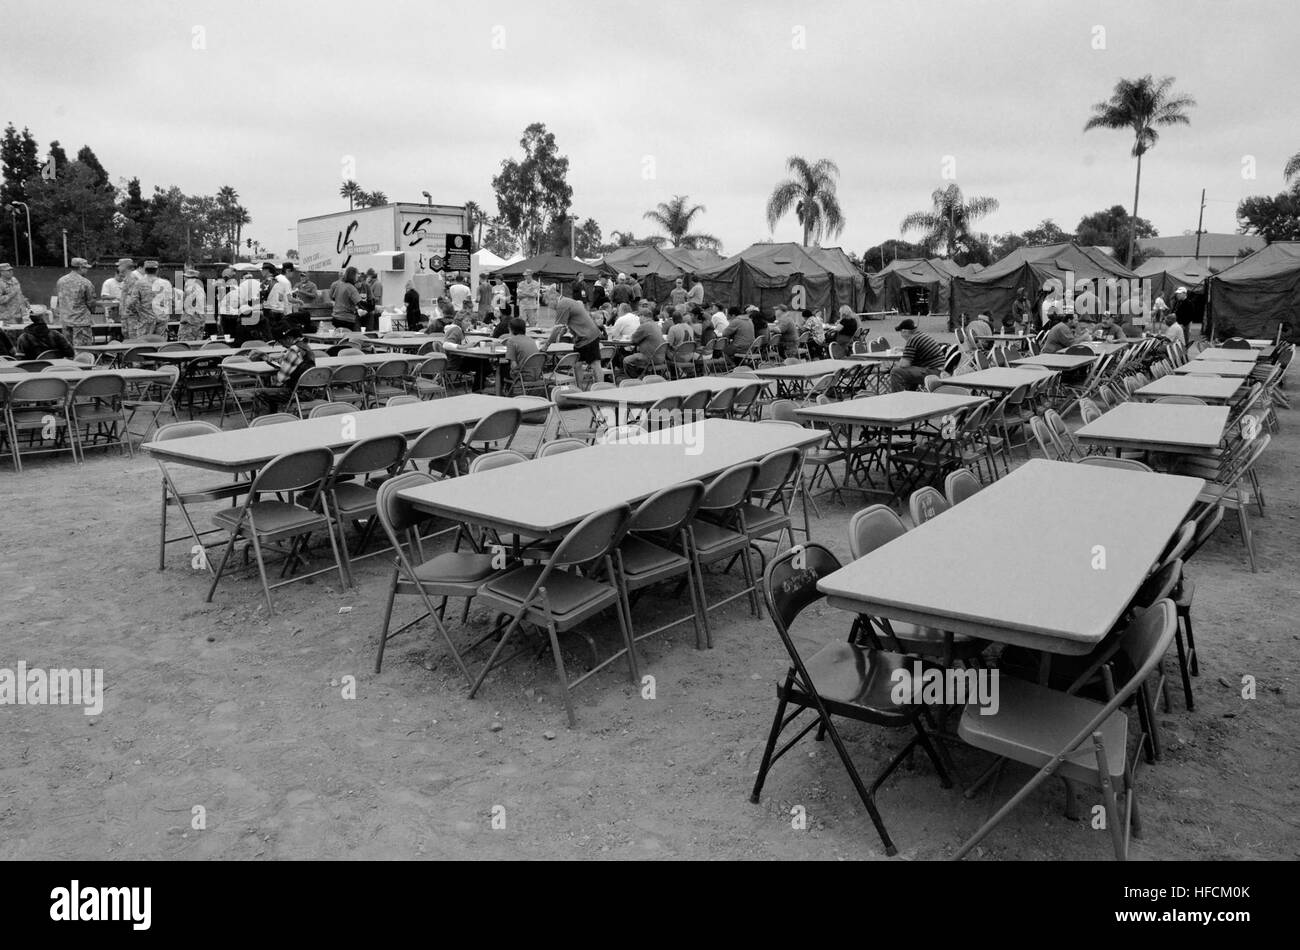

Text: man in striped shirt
xmin=889 ymin=318 xmax=947 ymax=391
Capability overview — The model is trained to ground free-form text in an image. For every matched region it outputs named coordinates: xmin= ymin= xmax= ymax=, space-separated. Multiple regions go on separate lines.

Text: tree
xmin=1075 ymin=205 xmax=1158 ymax=265
xmin=860 ymin=238 xmax=930 ymax=272
xmin=215 ymin=185 xmax=241 ymax=254
xmin=1236 ymin=189 xmax=1300 ymax=243
xmin=366 ymin=190 xmax=387 ymax=206
xmin=601 ymin=230 xmax=665 ymax=251
xmin=27 ymin=160 xmax=118 ymax=263
xmin=1284 ymin=152 xmax=1300 ymax=185
xmin=482 ymin=217 xmax=519 ymax=259
xmin=492 ymin=123 xmax=573 ymax=257
xmin=766 ymin=156 xmax=844 ymax=246
xmin=339 ymin=179 xmax=362 ymax=210
xmin=47 ymin=140 xmax=68 ymax=171
xmin=642 ymin=195 xmax=720 ymax=250
xmin=900 ymin=183 xmax=999 ymax=257
xmin=77 ymin=146 xmax=110 ymax=189
xmin=574 ymin=218 xmax=603 ymax=258
xmin=464 ymin=200 xmax=486 ymax=250
xmin=2 ymin=124 xmax=42 ymax=261
xmin=1084 ymin=74 xmax=1196 ymax=265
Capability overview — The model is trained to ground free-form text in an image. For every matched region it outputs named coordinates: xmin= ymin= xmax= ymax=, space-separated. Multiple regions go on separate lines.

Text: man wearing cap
xmin=288 ymin=265 xmax=318 ymax=333
xmin=57 ymin=258 xmax=100 ymax=346
xmin=144 ymin=260 xmax=174 ymax=327
xmin=517 ymin=270 xmax=541 ymax=326
xmin=262 ymin=262 xmax=292 ymax=333
xmin=610 ymin=273 xmax=632 ymax=309
xmin=176 ymin=269 xmax=208 ymax=341
xmin=120 ymin=264 xmax=157 ymax=339
xmin=236 ymin=268 xmax=266 ymax=344
xmin=0 ymin=262 xmax=29 ymax=326
xmin=889 ymin=318 xmax=948 ymax=391
xmin=217 ymin=267 xmax=240 ymax=338
xmin=628 ymin=272 xmax=643 ymax=303
xmin=101 ymin=258 xmax=133 ymax=303
xmin=254 ymin=323 xmax=317 ymax=415
xmin=669 ymin=277 xmax=688 ymax=308
xmin=1041 ymin=311 xmax=1082 ymax=354
xmin=1171 ymin=286 xmax=1194 ymax=341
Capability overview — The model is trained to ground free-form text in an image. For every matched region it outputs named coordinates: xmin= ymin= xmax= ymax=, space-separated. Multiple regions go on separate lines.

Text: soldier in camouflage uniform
xmin=176 ymin=268 xmax=208 ymax=341
xmin=121 ymin=267 xmax=157 ymax=339
xmin=0 ymin=262 xmax=29 ymax=325
xmin=56 ymin=257 xmax=100 ymax=346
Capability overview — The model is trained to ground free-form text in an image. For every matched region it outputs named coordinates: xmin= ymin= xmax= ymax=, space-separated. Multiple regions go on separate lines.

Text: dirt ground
xmin=3 ymin=320 xmax=1298 ymax=861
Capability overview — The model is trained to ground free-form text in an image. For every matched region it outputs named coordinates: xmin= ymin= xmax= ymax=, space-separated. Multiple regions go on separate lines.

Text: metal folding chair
xmin=153 ymin=420 xmax=251 ymax=572
xmin=750 ymin=543 xmax=955 ymax=857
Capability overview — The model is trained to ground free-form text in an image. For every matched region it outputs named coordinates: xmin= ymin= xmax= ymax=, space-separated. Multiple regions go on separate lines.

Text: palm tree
xmin=367 ymin=190 xmax=388 ymax=206
xmin=233 ymin=205 xmax=250 ymax=258
xmin=1084 ymin=74 xmax=1196 ymax=265
xmin=1285 ymin=151 xmax=1300 ymax=186
xmin=642 ymin=195 xmax=720 ymax=250
xmin=765 ymin=156 xmax=845 ymax=246
xmin=215 ymin=184 xmax=240 ymax=249
xmin=464 ymin=200 xmax=486 ymax=248
xmin=900 ymin=184 xmax=1000 ymax=257
xmin=339 ymin=179 xmax=362 ymax=210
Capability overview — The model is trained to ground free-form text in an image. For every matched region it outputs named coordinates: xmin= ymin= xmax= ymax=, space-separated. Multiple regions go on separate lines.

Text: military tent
xmin=595 ymin=246 xmax=689 ymax=304
xmin=950 ymin=242 xmax=1137 ymax=322
xmin=1134 ymin=256 xmax=1214 ymax=301
xmin=492 ymin=253 xmax=605 ymax=286
xmin=662 ymin=247 xmax=724 ymax=272
xmin=1206 ymin=242 xmax=1300 ymax=341
xmin=867 ymin=259 xmax=952 ymax=314
xmin=695 ymin=243 xmax=866 ymax=314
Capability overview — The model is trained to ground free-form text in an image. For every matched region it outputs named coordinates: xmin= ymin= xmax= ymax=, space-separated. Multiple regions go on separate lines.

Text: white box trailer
xmin=296 ymin=202 xmax=471 ymax=312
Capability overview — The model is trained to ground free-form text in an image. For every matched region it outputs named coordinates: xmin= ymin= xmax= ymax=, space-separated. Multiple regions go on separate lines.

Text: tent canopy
xmin=696 ymin=242 xmax=865 ymax=314
xmin=868 ymin=258 xmax=951 ymax=314
xmin=950 ymin=242 xmax=1138 ymax=320
xmin=492 ymin=253 xmax=605 ymax=285
xmin=1207 ymin=242 xmax=1300 ymax=340
xmin=662 ymin=247 xmax=724 ymax=272
xmin=1133 ymin=256 xmax=1215 ymax=301
xmin=472 ymin=248 xmax=510 ymax=272
xmin=597 ymin=246 xmax=685 ymax=280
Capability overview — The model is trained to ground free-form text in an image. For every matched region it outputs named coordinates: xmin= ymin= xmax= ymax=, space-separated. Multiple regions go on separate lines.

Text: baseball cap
xmin=183 ymin=267 xmax=200 ymax=278
xmin=744 ymin=304 xmax=759 ymax=313
xmin=70 ymin=257 xmax=91 ymax=268
xmin=0 ymin=262 xmax=12 ymax=271
xmin=117 ymin=258 xmax=135 ymax=267
xmin=143 ymin=260 xmax=160 ymax=269
xmin=894 ymin=318 xmax=917 ymax=331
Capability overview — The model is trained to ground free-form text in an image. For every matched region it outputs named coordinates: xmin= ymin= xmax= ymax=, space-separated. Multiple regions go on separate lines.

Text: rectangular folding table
xmin=817 ymin=458 xmax=1204 ymax=655
xmin=1134 ymin=375 xmax=1243 ymax=405
xmin=1076 ymin=402 xmax=1229 ymax=458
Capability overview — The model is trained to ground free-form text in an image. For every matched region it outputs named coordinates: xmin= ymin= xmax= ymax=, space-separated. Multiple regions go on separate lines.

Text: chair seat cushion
xmin=793 ymin=643 xmax=915 ymax=720
xmin=619 ymin=535 xmax=689 ymax=579
xmin=958 ymin=676 xmax=1128 ymax=782
xmin=330 ymin=482 xmax=379 ymax=517
xmin=213 ymin=501 xmax=327 ymax=537
xmin=690 ymin=519 xmax=748 ymax=557
xmin=412 ymin=552 xmax=498 ymax=585
xmin=736 ymin=503 xmax=790 ymax=538
xmin=480 ymin=566 xmax=615 ymax=620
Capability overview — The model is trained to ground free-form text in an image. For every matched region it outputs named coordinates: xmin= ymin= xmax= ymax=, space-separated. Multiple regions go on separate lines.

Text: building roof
xmin=1138 ymin=233 xmax=1266 ymax=259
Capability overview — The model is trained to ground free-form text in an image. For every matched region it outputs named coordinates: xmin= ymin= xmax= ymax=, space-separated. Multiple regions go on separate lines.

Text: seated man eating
xmin=889 ymin=318 xmax=947 ymax=391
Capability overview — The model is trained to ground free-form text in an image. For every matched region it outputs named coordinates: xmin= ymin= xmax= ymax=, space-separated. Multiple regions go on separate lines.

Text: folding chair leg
xmin=750 ymin=677 xmax=793 ymax=803
xmin=1093 ymin=734 xmax=1127 ymax=860
xmin=542 ymin=614 xmax=578 ymax=728
xmin=1182 ymin=606 xmax=1199 ymax=677
xmin=374 ymin=570 xmax=400 ymax=673
xmin=205 ymin=527 xmax=241 ymax=604
xmin=820 ymin=711 xmax=899 ymax=857
xmin=1173 ymin=623 xmax=1195 ymax=711
xmin=249 ymin=533 xmax=277 ymax=615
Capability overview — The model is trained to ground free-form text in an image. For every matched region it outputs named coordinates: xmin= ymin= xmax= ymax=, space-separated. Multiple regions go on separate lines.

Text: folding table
xmin=1076 ymin=402 xmax=1229 ymax=460
xmin=754 ymin=359 xmax=859 ymax=397
xmin=1010 ymin=354 xmax=1096 ymax=371
xmin=933 ymin=367 xmax=1057 ymax=394
xmin=1192 ymin=347 xmax=1259 ymax=362
xmin=817 ymin=458 xmax=1204 ymax=655
xmin=1173 ymin=360 xmax=1254 ymax=378
xmin=1134 ymin=375 xmax=1243 ymax=405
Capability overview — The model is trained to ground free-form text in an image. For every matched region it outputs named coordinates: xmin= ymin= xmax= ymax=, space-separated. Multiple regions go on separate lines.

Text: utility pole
xmin=9 ymin=209 xmax=17 ymax=264
xmin=1193 ymin=189 xmax=1207 ymax=262
xmin=11 ymin=201 xmax=33 ymax=266
xmin=62 ymin=228 xmax=68 ymax=267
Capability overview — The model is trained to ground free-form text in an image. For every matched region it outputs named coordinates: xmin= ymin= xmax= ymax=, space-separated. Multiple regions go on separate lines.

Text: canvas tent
xmin=662 ymin=247 xmax=724 ymax=272
xmin=1134 ymin=257 xmax=1214 ymax=301
xmin=492 ymin=253 xmax=605 ymax=286
xmin=595 ymin=246 xmax=688 ymax=304
xmin=950 ymin=242 xmax=1137 ymax=322
xmin=695 ymin=242 xmax=866 ymax=314
xmin=1206 ymin=242 xmax=1300 ymax=341
xmin=930 ymin=259 xmax=984 ymax=279
xmin=868 ymin=258 xmax=952 ymax=314
xmin=472 ymin=248 xmax=511 ymax=272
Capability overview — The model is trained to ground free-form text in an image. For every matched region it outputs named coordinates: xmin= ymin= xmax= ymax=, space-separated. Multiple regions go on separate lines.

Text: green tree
xmin=642 ymin=195 xmax=720 ymax=250
xmin=860 ymin=238 xmax=930 ymax=272
xmin=2 ymin=124 xmax=42 ymax=261
xmin=482 ymin=217 xmax=519 ymax=259
xmin=464 ymin=200 xmax=486 ymax=250
xmin=766 ymin=156 xmax=844 ymax=246
xmin=47 ymin=140 xmax=68 ymax=171
xmin=601 ymin=230 xmax=665 ymax=252
xmin=1284 ymin=151 xmax=1300 ymax=185
xmin=492 ymin=122 xmax=573 ymax=256
xmin=574 ymin=218 xmax=603 ymax=258
xmin=900 ymin=183 xmax=999 ymax=257
xmin=77 ymin=146 xmax=110 ymax=189
xmin=1084 ymin=74 xmax=1196 ymax=265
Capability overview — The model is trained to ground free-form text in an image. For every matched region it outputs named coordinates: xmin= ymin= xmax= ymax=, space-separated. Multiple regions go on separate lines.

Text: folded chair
xmin=954 ymin=601 xmax=1177 ymax=861
xmin=750 ymin=543 xmax=955 ymax=857
xmin=472 ymin=504 xmax=637 ymax=727
xmin=205 ymin=446 xmax=346 ymax=614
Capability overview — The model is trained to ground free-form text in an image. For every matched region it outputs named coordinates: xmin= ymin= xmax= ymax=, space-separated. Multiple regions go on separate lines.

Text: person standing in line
xmin=176 ymin=268 xmax=208 ymax=341
xmin=517 ymin=269 xmax=541 ymax=326
xmin=145 ymin=260 xmax=174 ymax=328
xmin=236 ymin=267 xmax=265 ymax=343
xmin=330 ymin=266 xmax=362 ymax=332
xmin=262 ymin=262 xmax=291 ymax=334
xmin=476 ymin=273 xmax=493 ymax=322
xmin=289 ymin=267 xmax=319 ymax=333
xmin=448 ymin=272 xmax=471 ymax=312
xmin=404 ymin=279 xmax=424 ymax=330
xmin=56 ymin=257 xmax=99 ymax=347
xmin=669 ymin=277 xmax=688 ymax=307
xmin=120 ymin=264 xmax=157 ymax=339
xmin=628 ymin=272 xmax=643 ymax=303
xmin=610 ymin=273 xmax=632 ymax=309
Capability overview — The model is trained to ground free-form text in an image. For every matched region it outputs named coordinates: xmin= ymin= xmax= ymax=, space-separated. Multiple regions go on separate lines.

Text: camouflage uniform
xmin=0 ymin=275 xmax=28 ymax=325
xmin=121 ymin=276 xmax=157 ymax=339
xmin=56 ymin=271 xmax=98 ymax=346
xmin=176 ymin=280 xmax=208 ymax=341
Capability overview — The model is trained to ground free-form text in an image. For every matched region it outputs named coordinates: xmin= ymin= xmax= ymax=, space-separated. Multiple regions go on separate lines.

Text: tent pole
xmin=1194 ymin=189 xmax=1206 ymax=262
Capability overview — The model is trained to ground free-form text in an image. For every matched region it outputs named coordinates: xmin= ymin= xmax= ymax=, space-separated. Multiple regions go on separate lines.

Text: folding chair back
xmin=908 ymin=486 xmax=949 ymax=525
xmin=1045 ymin=409 xmax=1080 ymax=459
xmin=629 ymin=480 xmax=704 ymax=534
xmin=767 ymin=398 xmax=798 ymax=421
xmin=468 ymin=449 xmax=528 ymax=473
xmin=466 ymin=407 xmax=522 ymax=446
xmin=600 ymin=425 xmax=647 ymax=444
xmin=731 ymin=382 xmax=763 ymax=418
xmin=376 ymin=470 xmax=439 ymax=538
xmin=156 ymin=420 xmax=220 ymax=441
xmin=333 ymin=433 xmax=406 ymax=479
xmin=765 ymin=541 xmax=841 ymax=639
xmin=387 ymin=395 xmax=420 ymax=406
xmin=1156 ymin=521 xmax=1196 ymax=570
xmin=309 ymin=402 xmax=353 ymax=418
xmin=10 ymin=375 xmax=70 ymax=404
xmin=550 ymin=503 xmax=632 ymax=567
xmin=644 ymin=395 xmax=683 ymax=429
xmin=944 ymin=468 xmax=982 ymax=506
xmin=679 ymin=389 xmax=711 ymax=420
xmin=705 ymin=387 xmax=736 ymax=415
xmin=252 ymin=446 xmax=336 ymax=496
xmin=537 ymin=438 xmax=588 ymax=458
xmin=406 ymin=421 xmax=465 ymax=468
xmin=869 ymin=337 xmax=889 ymax=352
xmin=1029 ymin=415 xmax=1062 ymax=460
xmin=250 ymin=413 xmax=297 ymax=427
xmin=72 ymin=372 xmax=126 ymax=401
xmin=924 ymin=375 xmax=944 ymax=392
xmin=1154 ymin=395 xmax=1206 ymax=405
xmin=751 ymin=447 xmax=801 ymax=496
xmin=848 ymin=503 xmax=906 ymax=559
xmin=698 ymin=461 xmax=758 ymax=516
xmin=1076 ymin=455 xmax=1151 ymax=472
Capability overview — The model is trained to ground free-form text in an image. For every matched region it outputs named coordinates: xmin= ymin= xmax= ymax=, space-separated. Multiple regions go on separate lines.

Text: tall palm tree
xmin=900 ymin=184 xmax=999 ymax=257
xmin=233 ymin=205 xmax=250 ymax=257
xmin=1084 ymin=74 xmax=1196 ymax=265
xmin=1285 ymin=151 xmax=1300 ymax=186
xmin=642 ymin=195 xmax=720 ymax=250
xmin=765 ymin=156 xmax=845 ymax=246
xmin=215 ymin=184 xmax=240 ymax=249
xmin=464 ymin=200 xmax=486 ymax=247
xmin=339 ymin=179 xmax=362 ymax=210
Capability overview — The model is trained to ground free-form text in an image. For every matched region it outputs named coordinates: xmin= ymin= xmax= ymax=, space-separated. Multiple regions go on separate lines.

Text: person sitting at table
xmin=831 ymin=306 xmax=858 ymax=354
xmin=1160 ymin=312 xmax=1186 ymax=349
xmin=254 ymin=325 xmax=316 ymax=415
xmin=1041 ymin=311 xmax=1081 ymax=354
xmin=503 ymin=317 xmax=540 ymax=376
xmin=666 ymin=310 xmax=692 ymax=349
xmin=749 ymin=305 xmax=769 ymax=354
xmin=695 ymin=304 xmax=717 ymax=352
xmin=889 ymin=318 xmax=948 ymax=391
xmin=1098 ymin=312 xmax=1127 ymax=342
xmin=772 ymin=305 xmax=799 ymax=359
xmin=623 ymin=310 xmax=667 ymax=378
xmin=803 ymin=309 xmax=827 ymax=359
xmin=963 ymin=312 xmax=993 ymax=353
xmin=607 ymin=302 xmax=639 ymax=342
xmin=720 ymin=306 xmax=755 ymax=365
xmin=16 ymin=312 xmax=75 ymax=360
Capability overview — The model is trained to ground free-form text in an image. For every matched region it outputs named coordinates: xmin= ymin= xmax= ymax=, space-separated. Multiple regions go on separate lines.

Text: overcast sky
xmin=4 ymin=0 xmax=1296 ymax=258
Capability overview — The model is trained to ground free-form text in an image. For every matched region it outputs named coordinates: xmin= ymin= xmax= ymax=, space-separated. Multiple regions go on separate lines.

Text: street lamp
xmin=10 ymin=201 xmax=33 ymax=266
xmin=421 ymin=191 xmax=432 ymax=205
